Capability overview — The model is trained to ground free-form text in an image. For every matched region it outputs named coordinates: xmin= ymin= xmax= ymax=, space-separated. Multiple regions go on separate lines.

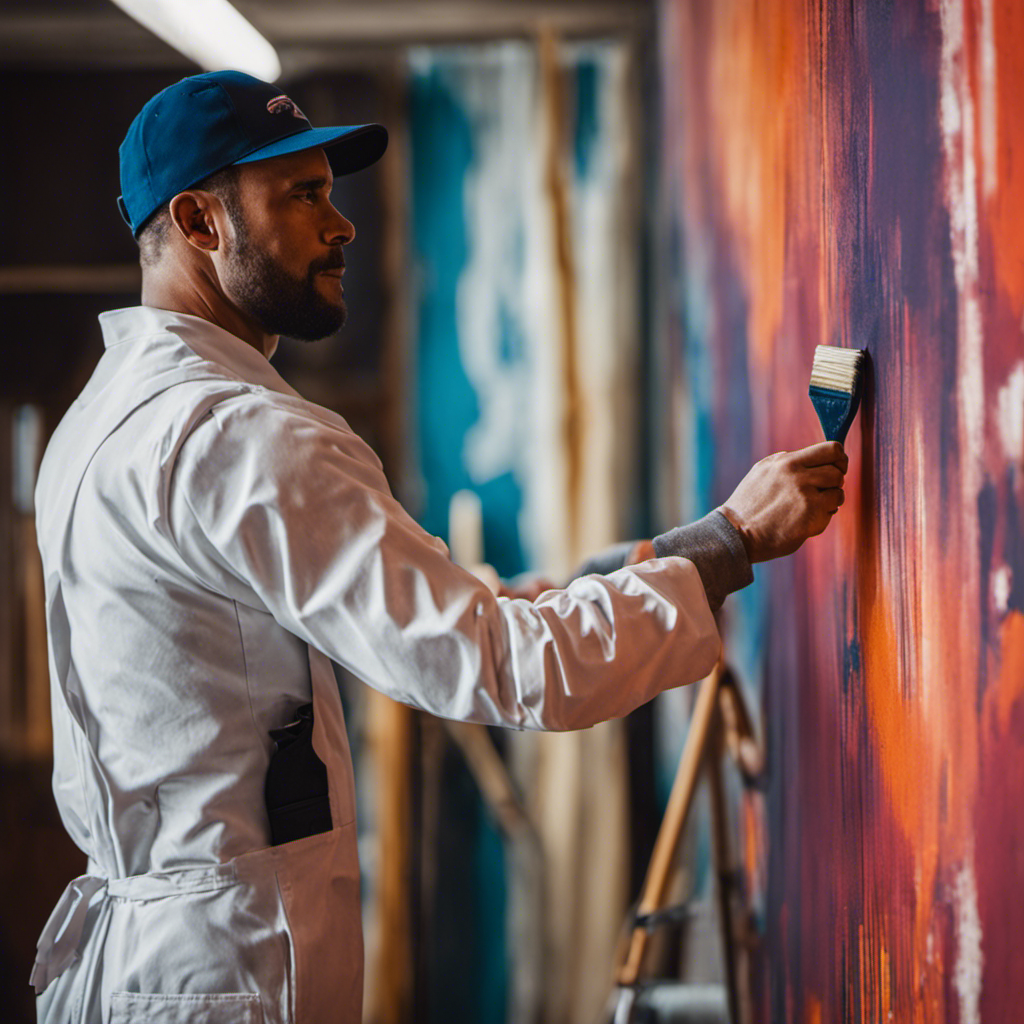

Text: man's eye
xmin=298 ymin=190 xmax=317 ymax=203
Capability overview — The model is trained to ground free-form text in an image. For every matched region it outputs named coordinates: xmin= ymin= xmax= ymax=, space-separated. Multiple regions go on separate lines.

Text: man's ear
xmin=168 ymin=190 xmax=223 ymax=252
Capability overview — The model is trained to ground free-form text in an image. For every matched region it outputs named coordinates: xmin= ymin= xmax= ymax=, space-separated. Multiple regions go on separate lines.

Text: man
xmin=31 ymin=71 xmax=847 ymax=1023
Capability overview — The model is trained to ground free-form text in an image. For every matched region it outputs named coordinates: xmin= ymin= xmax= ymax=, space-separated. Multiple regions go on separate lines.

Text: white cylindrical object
xmin=448 ymin=489 xmax=484 ymax=568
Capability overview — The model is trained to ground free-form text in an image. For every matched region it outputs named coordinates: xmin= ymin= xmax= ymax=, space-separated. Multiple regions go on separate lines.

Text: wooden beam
xmin=0 ymin=265 xmax=141 ymax=295
xmin=257 ymin=1 xmax=651 ymax=45
xmin=367 ymin=691 xmax=415 ymax=1024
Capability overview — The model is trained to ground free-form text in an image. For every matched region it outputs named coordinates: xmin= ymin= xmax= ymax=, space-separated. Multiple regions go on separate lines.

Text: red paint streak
xmin=985 ymin=2 xmax=1024 ymax=315
xmin=975 ymin=612 xmax=1024 ymax=1023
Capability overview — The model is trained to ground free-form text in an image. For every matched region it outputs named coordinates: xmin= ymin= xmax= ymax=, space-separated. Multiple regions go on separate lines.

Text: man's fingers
xmin=804 ymin=465 xmax=845 ymax=489
xmin=811 ymin=491 xmax=843 ymax=531
xmin=793 ymin=440 xmax=846 ymax=468
xmin=819 ymin=487 xmax=845 ymax=512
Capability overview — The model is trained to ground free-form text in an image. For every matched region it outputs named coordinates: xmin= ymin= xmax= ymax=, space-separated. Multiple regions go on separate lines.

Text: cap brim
xmin=233 ymin=123 xmax=388 ymax=177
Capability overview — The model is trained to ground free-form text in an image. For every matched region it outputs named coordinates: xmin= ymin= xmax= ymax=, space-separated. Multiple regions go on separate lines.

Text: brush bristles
xmin=809 ymin=346 xmax=865 ymax=394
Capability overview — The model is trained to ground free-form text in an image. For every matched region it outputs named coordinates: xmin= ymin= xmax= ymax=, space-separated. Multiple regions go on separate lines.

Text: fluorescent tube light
xmin=108 ymin=0 xmax=282 ymax=81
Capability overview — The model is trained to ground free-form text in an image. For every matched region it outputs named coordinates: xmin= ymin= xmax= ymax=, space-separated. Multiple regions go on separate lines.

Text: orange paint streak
xmin=705 ymin=3 xmax=819 ymax=375
xmin=805 ymin=992 xmax=822 ymax=1024
xmin=880 ymin=945 xmax=891 ymax=1019
xmin=741 ymin=791 xmax=767 ymax=910
xmin=851 ymin=303 xmax=982 ymax=1022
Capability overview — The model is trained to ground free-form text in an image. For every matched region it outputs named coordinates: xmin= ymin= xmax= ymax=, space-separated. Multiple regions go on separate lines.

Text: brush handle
xmin=809 ymin=385 xmax=862 ymax=445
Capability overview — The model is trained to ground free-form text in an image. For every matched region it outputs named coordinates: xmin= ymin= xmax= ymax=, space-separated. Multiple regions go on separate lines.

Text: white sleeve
xmin=166 ymin=394 xmax=720 ymax=732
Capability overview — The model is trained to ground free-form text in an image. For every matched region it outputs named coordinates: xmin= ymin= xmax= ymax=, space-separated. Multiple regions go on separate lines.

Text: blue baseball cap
xmin=118 ymin=70 xmax=388 ymax=236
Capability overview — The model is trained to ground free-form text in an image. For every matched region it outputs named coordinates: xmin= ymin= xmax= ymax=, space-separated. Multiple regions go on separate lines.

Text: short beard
xmin=220 ymin=199 xmax=346 ymax=343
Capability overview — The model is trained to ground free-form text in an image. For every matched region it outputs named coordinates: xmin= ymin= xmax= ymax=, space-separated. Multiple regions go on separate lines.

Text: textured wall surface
xmin=658 ymin=2 xmax=1024 ymax=1021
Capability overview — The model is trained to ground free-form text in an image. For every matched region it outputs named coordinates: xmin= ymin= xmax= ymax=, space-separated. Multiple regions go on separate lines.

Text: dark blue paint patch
xmin=476 ymin=810 xmax=509 ymax=1022
xmin=681 ymin=281 xmax=719 ymax=513
xmin=843 ymin=635 xmax=863 ymax=700
xmin=978 ymin=475 xmax=998 ymax=704
xmin=573 ymin=60 xmax=600 ymax=179
xmin=1004 ymin=465 xmax=1024 ymax=614
xmin=478 ymin=472 xmax=526 ymax=579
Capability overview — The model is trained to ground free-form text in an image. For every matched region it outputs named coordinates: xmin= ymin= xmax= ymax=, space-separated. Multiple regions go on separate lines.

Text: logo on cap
xmin=267 ymin=95 xmax=307 ymax=120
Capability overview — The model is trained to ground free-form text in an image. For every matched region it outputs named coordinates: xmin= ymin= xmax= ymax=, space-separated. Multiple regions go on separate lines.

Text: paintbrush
xmin=808 ymin=345 xmax=866 ymax=444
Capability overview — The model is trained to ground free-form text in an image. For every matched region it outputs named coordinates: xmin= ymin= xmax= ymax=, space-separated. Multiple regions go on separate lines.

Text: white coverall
xmin=31 ymin=306 xmax=721 ymax=1023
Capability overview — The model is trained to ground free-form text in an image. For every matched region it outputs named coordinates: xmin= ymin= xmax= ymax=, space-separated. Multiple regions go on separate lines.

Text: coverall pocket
xmin=109 ymin=990 xmax=263 ymax=1023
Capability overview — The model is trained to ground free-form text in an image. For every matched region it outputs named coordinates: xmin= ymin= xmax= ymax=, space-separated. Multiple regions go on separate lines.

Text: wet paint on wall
xmin=657 ymin=1 xmax=1024 ymax=1020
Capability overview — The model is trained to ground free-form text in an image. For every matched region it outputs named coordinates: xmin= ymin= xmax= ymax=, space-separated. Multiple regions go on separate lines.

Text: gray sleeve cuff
xmin=652 ymin=510 xmax=754 ymax=612
xmin=571 ymin=541 xmax=635 ymax=579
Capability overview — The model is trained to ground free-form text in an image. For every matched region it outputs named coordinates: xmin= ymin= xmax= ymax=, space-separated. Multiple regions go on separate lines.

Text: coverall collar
xmin=98 ymin=305 xmax=299 ymax=399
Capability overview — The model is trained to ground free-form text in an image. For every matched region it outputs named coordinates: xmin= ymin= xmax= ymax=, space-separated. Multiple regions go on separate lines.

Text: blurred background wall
xmin=1 ymin=1 xmax=1022 ymax=1023
xmin=0 ymin=4 xmax=663 ymax=1024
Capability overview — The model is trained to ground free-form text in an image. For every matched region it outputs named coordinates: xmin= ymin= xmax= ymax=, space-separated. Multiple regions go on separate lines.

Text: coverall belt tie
xmin=30 ymin=861 xmax=245 ymax=993
xmin=30 ymin=875 xmax=106 ymax=994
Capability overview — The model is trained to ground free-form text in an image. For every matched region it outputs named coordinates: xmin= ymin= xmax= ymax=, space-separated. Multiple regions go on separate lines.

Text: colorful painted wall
xmin=658 ymin=1 xmax=1024 ymax=1021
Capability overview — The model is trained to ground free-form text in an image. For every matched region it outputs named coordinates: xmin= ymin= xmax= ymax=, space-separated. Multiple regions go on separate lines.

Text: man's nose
xmin=326 ymin=204 xmax=356 ymax=245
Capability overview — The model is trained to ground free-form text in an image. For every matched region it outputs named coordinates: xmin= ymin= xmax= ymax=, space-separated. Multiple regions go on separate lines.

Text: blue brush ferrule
xmin=809 ymin=384 xmax=862 ymax=444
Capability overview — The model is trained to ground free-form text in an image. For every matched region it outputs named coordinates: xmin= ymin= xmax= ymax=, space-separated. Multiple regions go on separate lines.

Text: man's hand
xmin=718 ymin=441 xmax=848 ymax=563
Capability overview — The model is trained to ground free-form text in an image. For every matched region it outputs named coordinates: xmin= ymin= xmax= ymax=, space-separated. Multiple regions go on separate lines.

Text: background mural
xmin=408 ymin=40 xmax=642 ymax=1023
xmin=657 ymin=1 xmax=1024 ymax=1021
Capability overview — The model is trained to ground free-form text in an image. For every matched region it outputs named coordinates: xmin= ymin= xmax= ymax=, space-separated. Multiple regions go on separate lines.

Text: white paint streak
xmin=992 ymin=564 xmax=1012 ymax=614
xmin=996 ymin=360 xmax=1024 ymax=461
xmin=939 ymin=0 xmax=985 ymax=508
xmin=451 ymin=45 xmax=536 ymax=485
xmin=953 ymin=859 xmax=984 ymax=1024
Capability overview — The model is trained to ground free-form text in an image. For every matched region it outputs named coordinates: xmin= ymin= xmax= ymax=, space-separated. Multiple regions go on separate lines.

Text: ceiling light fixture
xmin=108 ymin=0 xmax=281 ymax=82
